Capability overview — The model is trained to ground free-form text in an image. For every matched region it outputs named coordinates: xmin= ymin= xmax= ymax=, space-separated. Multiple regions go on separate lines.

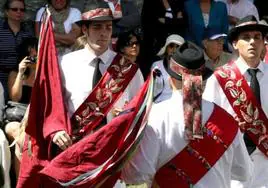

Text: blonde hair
xmin=71 ymin=35 xmax=87 ymax=51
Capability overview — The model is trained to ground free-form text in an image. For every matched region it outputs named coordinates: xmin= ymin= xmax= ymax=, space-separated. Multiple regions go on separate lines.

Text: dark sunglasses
xmin=168 ymin=43 xmax=179 ymax=48
xmin=126 ymin=40 xmax=139 ymax=47
xmin=9 ymin=8 xmax=25 ymax=12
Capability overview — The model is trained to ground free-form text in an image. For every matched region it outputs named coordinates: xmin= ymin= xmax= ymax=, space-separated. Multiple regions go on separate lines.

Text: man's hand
xmin=52 ymin=131 xmax=72 ymax=150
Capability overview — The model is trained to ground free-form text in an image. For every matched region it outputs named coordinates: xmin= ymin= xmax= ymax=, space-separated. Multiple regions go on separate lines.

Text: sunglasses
xmin=168 ymin=43 xmax=179 ymax=48
xmin=9 ymin=8 xmax=25 ymax=12
xmin=126 ymin=40 xmax=139 ymax=47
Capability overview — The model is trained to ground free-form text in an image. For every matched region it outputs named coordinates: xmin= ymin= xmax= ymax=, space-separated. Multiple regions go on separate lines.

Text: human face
xmin=204 ymin=37 xmax=224 ymax=60
xmin=166 ymin=43 xmax=179 ymax=56
xmin=233 ymin=31 xmax=264 ymax=67
xmin=123 ymin=36 xmax=140 ymax=59
xmin=51 ymin=0 xmax=67 ymax=11
xmin=5 ymin=1 xmax=25 ymax=22
xmin=83 ymin=20 xmax=113 ymax=56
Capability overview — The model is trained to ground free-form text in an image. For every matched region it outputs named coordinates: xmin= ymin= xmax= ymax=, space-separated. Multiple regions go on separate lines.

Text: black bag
xmin=3 ymin=101 xmax=28 ymax=122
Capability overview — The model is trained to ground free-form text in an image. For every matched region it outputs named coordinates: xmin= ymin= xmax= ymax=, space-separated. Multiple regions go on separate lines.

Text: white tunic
xmin=59 ymin=47 xmax=144 ymax=122
xmin=122 ymin=90 xmax=253 ymax=187
xmin=151 ymin=60 xmax=172 ymax=103
xmin=203 ymin=57 xmax=268 ymax=188
xmin=36 ymin=7 xmax=81 ymax=34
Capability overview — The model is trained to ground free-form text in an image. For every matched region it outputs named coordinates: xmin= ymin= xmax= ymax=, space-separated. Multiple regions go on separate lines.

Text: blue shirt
xmin=0 ymin=18 xmax=33 ymax=98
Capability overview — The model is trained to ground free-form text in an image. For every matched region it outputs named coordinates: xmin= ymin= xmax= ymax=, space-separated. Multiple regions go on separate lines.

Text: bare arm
xmin=8 ymin=57 xmax=30 ymax=102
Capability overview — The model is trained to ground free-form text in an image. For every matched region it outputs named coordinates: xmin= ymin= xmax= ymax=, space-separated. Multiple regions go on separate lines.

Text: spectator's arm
xmin=8 ymin=71 xmax=23 ymax=102
xmin=54 ymin=23 xmax=81 ymax=46
xmin=8 ymin=57 xmax=30 ymax=102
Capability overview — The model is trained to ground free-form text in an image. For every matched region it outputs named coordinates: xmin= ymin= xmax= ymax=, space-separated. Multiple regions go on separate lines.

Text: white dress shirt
xmin=60 ymin=46 xmax=144 ymax=122
xmin=203 ymin=57 xmax=268 ymax=188
xmin=122 ymin=90 xmax=253 ymax=187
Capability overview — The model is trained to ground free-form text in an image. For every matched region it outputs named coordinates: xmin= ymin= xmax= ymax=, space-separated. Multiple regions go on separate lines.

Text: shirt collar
xmin=236 ymin=57 xmax=265 ymax=75
xmin=99 ymin=48 xmax=114 ymax=65
xmin=84 ymin=44 xmax=114 ymax=65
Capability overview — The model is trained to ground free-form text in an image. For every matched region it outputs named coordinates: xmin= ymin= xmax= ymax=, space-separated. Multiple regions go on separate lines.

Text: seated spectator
xmin=35 ymin=0 xmax=81 ymax=57
xmin=226 ymin=0 xmax=259 ymax=27
xmin=5 ymin=37 xmax=37 ymax=179
xmin=151 ymin=34 xmax=184 ymax=102
xmin=184 ymin=0 xmax=229 ymax=49
xmin=202 ymin=28 xmax=236 ymax=70
xmin=0 ymin=0 xmax=34 ymax=98
xmin=115 ymin=29 xmax=142 ymax=64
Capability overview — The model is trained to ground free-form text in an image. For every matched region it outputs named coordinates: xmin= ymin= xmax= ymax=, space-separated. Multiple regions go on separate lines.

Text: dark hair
xmin=15 ymin=37 xmax=38 ymax=77
xmin=3 ymin=0 xmax=25 ymax=10
xmin=115 ymin=29 xmax=142 ymax=53
xmin=47 ymin=0 xmax=71 ymax=7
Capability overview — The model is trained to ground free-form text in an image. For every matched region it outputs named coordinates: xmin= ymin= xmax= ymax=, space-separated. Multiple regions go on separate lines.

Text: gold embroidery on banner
xmin=75 ymin=57 xmax=133 ymax=128
xmin=218 ymin=66 xmax=268 ymax=148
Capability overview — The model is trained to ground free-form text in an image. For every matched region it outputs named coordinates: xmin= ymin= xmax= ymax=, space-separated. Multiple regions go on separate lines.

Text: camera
xmin=26 ymin=56 xmax=37 ymax=64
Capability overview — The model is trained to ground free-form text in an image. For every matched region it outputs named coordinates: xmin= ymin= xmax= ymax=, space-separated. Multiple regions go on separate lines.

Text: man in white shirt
xmin=122 ymin=41 xmax=253 ymax=188
xmin=52 ymin=1 xmax=144 ymax=150
xmin=203 ymin=15 xmax=268 ymax=188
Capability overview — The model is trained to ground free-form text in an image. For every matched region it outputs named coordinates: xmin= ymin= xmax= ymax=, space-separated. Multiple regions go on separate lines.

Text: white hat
xmin=157 ymin=34 xmax=185 ymax=56
xmin=208 ymin=33 xmax=227 ymax=40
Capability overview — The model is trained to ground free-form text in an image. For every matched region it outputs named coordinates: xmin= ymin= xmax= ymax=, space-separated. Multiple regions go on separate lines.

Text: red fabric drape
xmin=17 ymin=12 xmax=71 ymax=188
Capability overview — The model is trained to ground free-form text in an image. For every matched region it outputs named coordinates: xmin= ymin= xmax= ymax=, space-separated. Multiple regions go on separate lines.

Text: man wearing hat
xmin=17 ymin=1 xmax=144 ymax=187
xmin=52 ymin=1 xmax=144 ymax=151
xmin=121 ymin=42 xmax=252 ymax=187
xmin=202 ymin=28 xmax=235 ymax=70
xmin=203 ymin=15 xmax=268 ymax=187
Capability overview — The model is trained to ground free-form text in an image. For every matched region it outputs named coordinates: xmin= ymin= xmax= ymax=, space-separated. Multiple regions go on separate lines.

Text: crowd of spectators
xmin=0 ymin=0 xmax=267 ymax=187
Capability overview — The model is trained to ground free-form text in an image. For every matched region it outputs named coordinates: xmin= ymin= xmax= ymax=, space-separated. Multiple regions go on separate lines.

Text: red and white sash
xmin=215 ymin=61 xmax=268 ymax=157
xmin=153 ymin=105 xmax=237 ymax=188
xmin=71 ymin=54 xmax=138 ymax=141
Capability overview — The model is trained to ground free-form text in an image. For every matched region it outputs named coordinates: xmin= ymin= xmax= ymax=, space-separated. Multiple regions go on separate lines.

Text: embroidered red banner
xmin=39 ymin=70 xmax=157 ymax=188
xmin=154 ymin=105 xmax=237 ymax=187
xmin=71 ymin=54 xmax=138 ymax=140
xmin=215 ymin=61 xmax=268 ymax=157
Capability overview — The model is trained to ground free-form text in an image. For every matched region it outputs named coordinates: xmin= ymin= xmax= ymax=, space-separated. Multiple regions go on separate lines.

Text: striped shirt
xmin=0 ymin=18 xmax=33 ymax=98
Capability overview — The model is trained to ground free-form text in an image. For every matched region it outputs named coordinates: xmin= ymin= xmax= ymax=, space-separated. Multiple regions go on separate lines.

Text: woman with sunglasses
xmin=35 ymin=0 xmax=81 ymax=57
xmin=0 ymin=0 xmax=34 ymax=98
xmin=116 ymin=29 xmax=142 ymax=64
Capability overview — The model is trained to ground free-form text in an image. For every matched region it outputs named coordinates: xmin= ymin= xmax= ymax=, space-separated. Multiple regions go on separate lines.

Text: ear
xmin=232 ymin=41 xmax=238 ymax=50
xmin=202 ymin=39 xmax=208 ymax=49
xmin=81 ymin=25 xmax=88 ymax=35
